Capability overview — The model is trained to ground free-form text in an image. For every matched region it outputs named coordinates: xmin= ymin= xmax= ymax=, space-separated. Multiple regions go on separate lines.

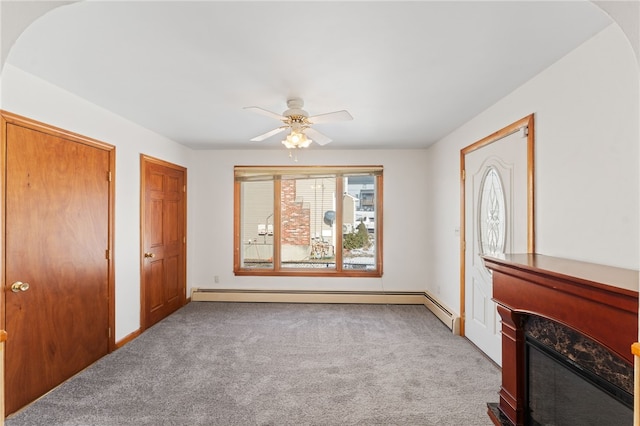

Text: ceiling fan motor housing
xmin=283 ymin=98 xmax=308 ymax=119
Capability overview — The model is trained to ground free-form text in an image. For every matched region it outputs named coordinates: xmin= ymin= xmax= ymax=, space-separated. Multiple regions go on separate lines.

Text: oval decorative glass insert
xmin=478 ymin=166 xmax=506 ymax=257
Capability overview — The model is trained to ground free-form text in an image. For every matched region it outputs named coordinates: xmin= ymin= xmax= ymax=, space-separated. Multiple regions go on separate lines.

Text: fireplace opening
xmin=525 ymin=335 xmax=633 ymax=426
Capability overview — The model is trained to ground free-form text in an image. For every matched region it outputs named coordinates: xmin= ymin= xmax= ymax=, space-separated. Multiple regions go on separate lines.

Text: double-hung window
xmin=234 ymin=166 xmax=383 ymax=277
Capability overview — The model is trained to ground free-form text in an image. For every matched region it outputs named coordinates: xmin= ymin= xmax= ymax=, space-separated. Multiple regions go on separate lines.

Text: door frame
xmin=0 ymin=110 xmax=116 ymax=349
xmin=139 ymin=154 xmax=187 ymax=331
xmin=459 ymin=114 xmax=535 ymax=336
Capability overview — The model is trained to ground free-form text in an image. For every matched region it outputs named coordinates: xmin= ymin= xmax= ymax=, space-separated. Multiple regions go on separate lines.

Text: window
xmin=234 ymin=166 xmax=383 ymax=277
xmin=478 ymin=166 xmax=506 ymax=257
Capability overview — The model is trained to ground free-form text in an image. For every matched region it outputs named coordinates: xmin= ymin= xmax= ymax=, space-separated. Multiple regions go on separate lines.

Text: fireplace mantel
xmin=483 ymin=254 xmax=639 ymax=426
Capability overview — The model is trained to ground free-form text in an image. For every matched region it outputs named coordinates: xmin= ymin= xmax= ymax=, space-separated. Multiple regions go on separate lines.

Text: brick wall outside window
xmin=281 ymin=180 xmax=310 ymax=245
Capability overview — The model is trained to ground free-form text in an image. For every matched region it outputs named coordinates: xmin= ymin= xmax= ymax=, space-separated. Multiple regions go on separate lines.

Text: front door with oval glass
xmin=464 ymin=129 xmax=529 ymax=365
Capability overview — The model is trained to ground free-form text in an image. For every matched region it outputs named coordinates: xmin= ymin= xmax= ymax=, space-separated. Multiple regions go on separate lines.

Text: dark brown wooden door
xmin=4 ymin=122 xmax=111 ymax=415
xmin=141 ymin=156 xmax=186 ymax=329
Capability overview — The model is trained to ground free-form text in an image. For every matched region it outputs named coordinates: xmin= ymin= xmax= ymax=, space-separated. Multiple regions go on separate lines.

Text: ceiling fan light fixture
xmin=246 ymin=98 xmax=351 ymax=148
xmin=282 ymin=130 xmax=312 ymax=149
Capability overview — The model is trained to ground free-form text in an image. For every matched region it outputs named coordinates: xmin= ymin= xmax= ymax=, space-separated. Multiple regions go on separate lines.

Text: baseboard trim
xmin=115 ymin=329 xmax=141 ymax=349
xmin=114 ymin=291 xmax=460 ymax=349
xmin=191 ymin=289 xmax=425 ymax=305
xmin=190 ymin=288 xmax=460 ymax=334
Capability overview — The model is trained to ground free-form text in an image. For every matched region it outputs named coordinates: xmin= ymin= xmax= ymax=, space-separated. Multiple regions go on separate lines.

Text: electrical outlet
xmin=214 ymin=275 xmax=219 ymax=284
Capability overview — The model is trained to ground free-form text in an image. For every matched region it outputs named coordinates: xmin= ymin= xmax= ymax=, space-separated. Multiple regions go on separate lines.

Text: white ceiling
xmin=4 ymin=1 xmax=612 ymax=150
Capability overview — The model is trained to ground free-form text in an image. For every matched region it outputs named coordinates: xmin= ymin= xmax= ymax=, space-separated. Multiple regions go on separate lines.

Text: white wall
xmin=0 ymin=65 xmax=432 ymax=339
xmin=188 ymin=148 xmax=429 ymax=294
xmin=594 ymin=1 xmax=640 ymax=66
xmin=0 ymin=65 xmax=193 ymax=341
xmin=1 ymin=20 xmax=636 ymax=343
xmin=425 ymin=23 xmax=640 ymax=314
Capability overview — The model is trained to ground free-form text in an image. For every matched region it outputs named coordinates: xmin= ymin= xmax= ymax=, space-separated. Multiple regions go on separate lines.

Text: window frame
xmin=234 ymin=165 xmax=383 ymax=277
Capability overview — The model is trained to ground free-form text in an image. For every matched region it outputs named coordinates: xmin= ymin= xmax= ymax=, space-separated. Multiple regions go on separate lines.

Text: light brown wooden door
xmin=141 ymin=156 xmax=186 ymax=329
xmin=4 ymin=120 xmax=112 ymax=415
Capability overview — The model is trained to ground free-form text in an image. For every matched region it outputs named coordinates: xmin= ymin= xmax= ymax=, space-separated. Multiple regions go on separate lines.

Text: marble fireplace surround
xmin=483 ymin=254 xmax=639 ymax=426
xmin=525 ymin=315 xmax=633 ymax=397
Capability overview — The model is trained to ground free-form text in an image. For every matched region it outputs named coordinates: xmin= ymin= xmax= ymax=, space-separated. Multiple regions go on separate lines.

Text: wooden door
xmin=141 ymin=156 xmax=186 ymax=329
xmin=3 ymin=115 xmax=114 ymax=415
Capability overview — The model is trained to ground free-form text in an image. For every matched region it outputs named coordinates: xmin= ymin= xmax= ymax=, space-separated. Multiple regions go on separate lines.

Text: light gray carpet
xmin=7 ymin=302 xmax=500 ymax=425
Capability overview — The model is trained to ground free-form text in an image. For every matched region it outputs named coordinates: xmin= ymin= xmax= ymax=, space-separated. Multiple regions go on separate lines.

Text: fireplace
xmin=483 ymin=254 xmax=638 ymax=426
xmin=525 ymin=316 xmax=633 ymax=425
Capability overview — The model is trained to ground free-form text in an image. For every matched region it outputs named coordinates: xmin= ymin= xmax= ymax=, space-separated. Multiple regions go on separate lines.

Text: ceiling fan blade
xmin=308 ymin=110 xmax=353 ymax=124
xmin=250 ymin=127 xmax=286 ymax=142
xmin=305 ymin=127 xmax=332 ymax=145
xmin=244 ymin=106 xmax=286 ymax=121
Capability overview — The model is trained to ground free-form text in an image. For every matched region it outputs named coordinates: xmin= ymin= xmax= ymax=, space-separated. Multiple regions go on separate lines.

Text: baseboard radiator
xmin=423 ymin=291 xmax=460 ymax=335
xmin=190 ymin=288 xmax=460 ymax=334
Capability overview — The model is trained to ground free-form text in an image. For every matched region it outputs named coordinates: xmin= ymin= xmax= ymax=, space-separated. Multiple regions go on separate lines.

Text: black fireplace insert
xmin=525 ymin=316 xmax=633 ymax=426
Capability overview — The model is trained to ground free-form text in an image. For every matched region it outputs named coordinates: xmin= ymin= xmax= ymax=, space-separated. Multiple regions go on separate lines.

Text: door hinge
xmin=183 ymin=185 xmax=186 ymax=193
xmin=108 ymin=327 xmax=111 ymax=338
xmin=462 ymin=241 xmax=466 ymax=251
xmin=461 ymin=169 xmax=465 ymax=181
xmin=183 ymin=236 xmax=186 ymax=244
xmin=105 ymin=249 xmax=111 ymax=260
xmin=107 ymin=171 xmax=112 ymax=182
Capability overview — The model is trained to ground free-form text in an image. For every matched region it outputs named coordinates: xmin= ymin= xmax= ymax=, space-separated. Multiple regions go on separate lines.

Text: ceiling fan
xmin=244 ymin=98 xmax=353 ymax=148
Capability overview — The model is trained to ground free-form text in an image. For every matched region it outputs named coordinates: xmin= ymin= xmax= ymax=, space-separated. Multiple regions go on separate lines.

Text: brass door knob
xmin=11 ymin=281 xmax=30 ymax=293
xmin=144 ymin=252 xmax=155 ymax=258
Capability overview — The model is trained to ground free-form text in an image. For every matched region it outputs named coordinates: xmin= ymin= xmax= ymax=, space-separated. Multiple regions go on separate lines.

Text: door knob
xmin=11 ymin=281 xmax=30 ymax=293
xmin=144 ymin=252 xmax=155 ymax=258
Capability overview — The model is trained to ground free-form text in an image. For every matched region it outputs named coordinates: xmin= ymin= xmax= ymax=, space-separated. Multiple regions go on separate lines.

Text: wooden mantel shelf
xmin=484 ymin=253 xmax=638 ymax=295
xmin=483 ymin=253 xmax=639 ymax=426
xmin=484 ymin=253 xmax=638 ymax=363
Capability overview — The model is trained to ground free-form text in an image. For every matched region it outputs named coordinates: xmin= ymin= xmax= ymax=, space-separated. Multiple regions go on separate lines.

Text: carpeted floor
xmin=6 ymin=302 xmax=501 ymax=425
